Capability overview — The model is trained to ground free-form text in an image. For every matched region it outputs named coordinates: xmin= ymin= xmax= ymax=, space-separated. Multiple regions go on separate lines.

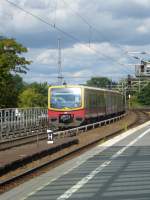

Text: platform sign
xmin=47 ymin=129 xmax=54 ymax=144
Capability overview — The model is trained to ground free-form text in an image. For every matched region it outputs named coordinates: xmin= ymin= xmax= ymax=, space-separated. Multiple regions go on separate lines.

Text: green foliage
xmin=129 ymin=95 xmax=142 ymax=109
xmin=0 ymin=38 xmax=31 ymax=75
xmin=0 ymin=37 xmax=31 ymax=108
xmin=19 ymin=88 xmax=42 ymax=107
xmin=86 ymin=77 xmax=112 ymax=88
xmin=137 ymin=83 xmax=150 ymax=105
xmin=19 ymin=83 xmax=48 ymax=108
xmin=0 ymin=73 xmax=26 ymax=108
xmin=13 ymin=74 xmax=26 ymax=93
xmin=29 ymin=82 xmax=48 ymax=97
xmin=0 ymin=74 xmax=18 ymax=108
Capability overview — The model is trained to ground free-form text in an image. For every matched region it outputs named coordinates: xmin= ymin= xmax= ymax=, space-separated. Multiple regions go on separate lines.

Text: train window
xmin=99 ymin=93 xmax=103 ymax=108
xmin=91 ymin=94 xmax=95 ymax=106
xmin=101 ymin=93 xmax=105 ymax=108
xmin=50 ymin=88 xmax=81 ymax=109
xmin=93 ymin=94 xmax=95 ymax=106
xmin=98 ymin=94 xmax=100 ymax=107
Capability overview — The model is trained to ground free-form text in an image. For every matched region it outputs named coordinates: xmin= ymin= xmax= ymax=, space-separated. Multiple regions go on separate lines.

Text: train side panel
xmin=84 ymin=88 xmax=106 ymax=120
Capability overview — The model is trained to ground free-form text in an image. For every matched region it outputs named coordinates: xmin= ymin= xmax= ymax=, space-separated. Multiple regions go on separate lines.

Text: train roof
xmin=49 ymin=84 xmax=122 ymax=94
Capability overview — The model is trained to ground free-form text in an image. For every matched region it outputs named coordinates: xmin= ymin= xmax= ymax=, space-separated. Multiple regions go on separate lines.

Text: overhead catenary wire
xmin=62 ymin=0 xmax=132 ymax=58
xmin=42 ymin=74 xmax=130 ymax=79
xmin=54 ymin=0 xmax=58 ymax=27
xmin=5 ymin=0 xmax=133 ymax=77
xmin=62 ymin=0 xmax=134 ymax=74
xmin=4 ymin=0 xmax=109 ymax=61
xmin=88 ymin=25 xmax=92 ymax=47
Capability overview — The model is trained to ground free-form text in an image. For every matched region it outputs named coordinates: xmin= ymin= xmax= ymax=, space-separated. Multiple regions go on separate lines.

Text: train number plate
xmin=59 ymin=114 xmax=72 ymax=123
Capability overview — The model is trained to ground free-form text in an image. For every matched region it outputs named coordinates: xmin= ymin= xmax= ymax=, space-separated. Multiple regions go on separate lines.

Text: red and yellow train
xmin=48 ymin=85 xmax=125 ymax=128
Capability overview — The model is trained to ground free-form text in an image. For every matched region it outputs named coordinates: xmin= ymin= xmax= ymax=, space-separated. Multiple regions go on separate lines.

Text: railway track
xmin=0 ymin=110 xmax=149 ymax=194
xmin=0 ymin=128 xmax=48 ymax=151
xmin=0 ymin=114 xmax=122 ymax=150
xmin=135 ymin=110 xmax=150 ymax=124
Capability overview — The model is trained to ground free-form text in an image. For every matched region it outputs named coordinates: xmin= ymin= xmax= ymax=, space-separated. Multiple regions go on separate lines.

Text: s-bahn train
xmin=48 ymin=85 xmax=125 ymax=128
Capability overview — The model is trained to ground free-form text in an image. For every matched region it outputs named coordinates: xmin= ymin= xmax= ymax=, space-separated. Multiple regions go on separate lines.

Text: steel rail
xmin=0 ymin=114 xmax=126 ymax=191
xmin=2 ymin=110 xmax=149 ymax=192
xmin=52 ymin=113 xmax=126 ymax=140
xmin=0 ymin=113 xmax=126 ymax=150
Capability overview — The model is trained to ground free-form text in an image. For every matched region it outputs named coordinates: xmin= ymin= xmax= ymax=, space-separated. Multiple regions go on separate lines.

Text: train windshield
xmin=50 ymin=88 xmax=81 ymax=109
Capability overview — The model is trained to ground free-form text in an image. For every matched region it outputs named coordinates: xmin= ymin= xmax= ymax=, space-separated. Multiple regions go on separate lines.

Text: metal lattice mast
xmin=57 ymin=38 xmax=63 ymax=84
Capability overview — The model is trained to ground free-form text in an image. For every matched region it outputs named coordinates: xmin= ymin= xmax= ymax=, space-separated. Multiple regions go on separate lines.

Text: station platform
xmin=0 ymin=111 xmax=137 ymax=175
xmin=1 ymin=115 xmax=150 ymax=200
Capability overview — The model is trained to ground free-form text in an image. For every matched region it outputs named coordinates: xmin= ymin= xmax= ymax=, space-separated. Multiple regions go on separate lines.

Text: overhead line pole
xmin=57 ymin=38 xmax=63 ymax=85
xmin=5 ymin=0 xmax=131 ymax=71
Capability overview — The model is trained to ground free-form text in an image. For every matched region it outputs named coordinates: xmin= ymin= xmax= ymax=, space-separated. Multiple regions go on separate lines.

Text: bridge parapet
xmin=0 ymin=108 xmax=48 ymax=141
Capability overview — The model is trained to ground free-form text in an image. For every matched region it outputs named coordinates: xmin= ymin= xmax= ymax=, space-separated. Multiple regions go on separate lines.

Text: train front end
xmin=48 ymin=85 xmax=85 ymax=128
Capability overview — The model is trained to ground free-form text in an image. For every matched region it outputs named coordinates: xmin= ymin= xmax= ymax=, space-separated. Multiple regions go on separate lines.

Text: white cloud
xmin=35 ymin=42 xmax=121 ymax=71
xmin=132 ymin=0 xmax=150 ymax=6
xmin=136 ymin=25 xmax=148 ymax=34
xmin=2 ymin=0 xmax=150 ymax=83
xmin=23 ymin=42 xmax=130 ymax=84
xmin=136 ymin=18 xmax=150 ymax=34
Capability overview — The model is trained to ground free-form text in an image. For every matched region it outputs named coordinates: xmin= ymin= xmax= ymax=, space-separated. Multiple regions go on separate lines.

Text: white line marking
xmin=57 ymin=128 xmax=150 ymax=200
xmin=20 ymin=121 xmax=150 ymax=200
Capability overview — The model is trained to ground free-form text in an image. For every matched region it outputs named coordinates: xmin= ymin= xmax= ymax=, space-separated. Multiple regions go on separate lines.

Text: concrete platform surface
xmin=1 ymin=120 xmax=150 ymax=200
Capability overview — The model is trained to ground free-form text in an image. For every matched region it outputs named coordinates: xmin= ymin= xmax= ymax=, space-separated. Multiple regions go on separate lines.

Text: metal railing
xmin=0 ymin=107 xmax=126 ymax=143
xmin=0 ymin=108 xmax=48 ymax=141
xmin=52 ymin=113 xmax=126 ymax=140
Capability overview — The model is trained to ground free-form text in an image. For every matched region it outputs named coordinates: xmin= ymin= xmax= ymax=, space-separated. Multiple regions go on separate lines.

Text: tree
xmin=0 ymin=37 xmax=31 ymax=108
xmin=18 ymin=82 xmax=48 ymax=108
xmin=86 ymin=77 xmax=112 ymax=88
xmin=137 ymin=83 xmax=150 ymax=105
xmin=19 ymin=88 xmax=43 ymax=107
xmin=13 ymin=74 xmax=26 ymax=94
xmin=29 ymin=82 xmax=48 ymax=96
xmin=19 ymin=87 xmax=47 ymax=108
xmin=19 ymin=82 xmax=48 ymax=107
xmin=0 ymin=37 xmax=31 ymax=74
xmin=0 ymin=74 xmax=26 ymax=108
xmin=30 ymin=82 xmax=48 ymax=106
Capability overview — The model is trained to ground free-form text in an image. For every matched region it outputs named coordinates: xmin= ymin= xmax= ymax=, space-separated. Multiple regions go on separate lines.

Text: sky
xmin=1 ymin=0 xmax=150 ymax=84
